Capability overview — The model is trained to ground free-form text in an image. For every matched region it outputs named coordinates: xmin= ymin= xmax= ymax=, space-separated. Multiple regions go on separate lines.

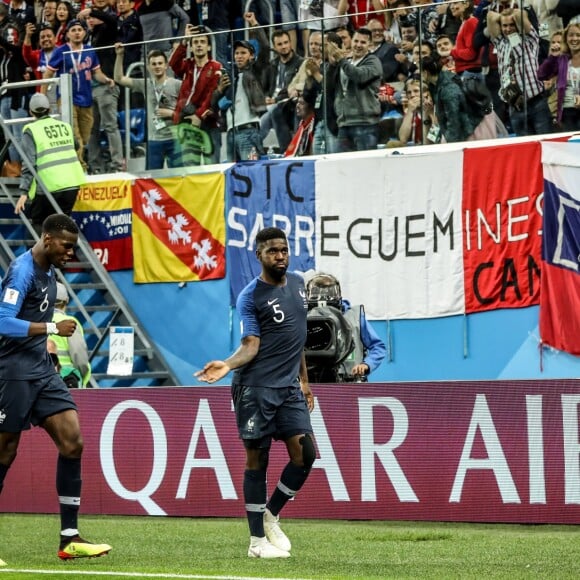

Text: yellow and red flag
xmin=132 ymin=173 xmax=226 ymax=283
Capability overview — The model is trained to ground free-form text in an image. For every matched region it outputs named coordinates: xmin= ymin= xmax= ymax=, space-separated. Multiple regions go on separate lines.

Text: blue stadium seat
xmin=118 ymin=108 xmax=146 ymax=154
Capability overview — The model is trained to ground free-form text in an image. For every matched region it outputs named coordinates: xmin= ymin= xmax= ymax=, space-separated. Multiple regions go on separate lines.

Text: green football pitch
xmin=0 ymin=514 xmax=579 ymax=579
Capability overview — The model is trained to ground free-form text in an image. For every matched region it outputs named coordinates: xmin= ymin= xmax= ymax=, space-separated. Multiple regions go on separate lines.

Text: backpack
xmin=453 ymin=74 xmax=493 ymax=121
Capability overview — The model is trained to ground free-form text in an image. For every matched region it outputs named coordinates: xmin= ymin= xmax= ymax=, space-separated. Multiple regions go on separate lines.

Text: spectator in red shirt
xmin=169 ymin=24 xmax=222 ymax=164
xmin=451 ymin=0 xmax=481 ymax=74
xmin=22 ymin=22 xmax=58 ymax=111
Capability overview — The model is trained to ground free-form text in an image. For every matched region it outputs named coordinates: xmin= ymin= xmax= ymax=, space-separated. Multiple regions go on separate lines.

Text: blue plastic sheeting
xmin=111 ymin=271 xmax=580 ymax=386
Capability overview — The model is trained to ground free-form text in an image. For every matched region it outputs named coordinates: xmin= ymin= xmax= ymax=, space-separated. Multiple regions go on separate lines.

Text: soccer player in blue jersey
xmin=0 ymin=214 xmax=111 ymax=561
xmin=196 ymin=227 xmax=315 ymax=559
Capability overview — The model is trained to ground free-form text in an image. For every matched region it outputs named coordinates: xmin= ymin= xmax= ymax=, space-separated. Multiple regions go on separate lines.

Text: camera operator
xmin=305 ymin=273 xmax=386 ymax=383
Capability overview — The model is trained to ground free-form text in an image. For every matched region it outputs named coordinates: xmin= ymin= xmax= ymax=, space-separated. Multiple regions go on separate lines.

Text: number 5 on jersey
xmin=272 ymin=303 xmax=284 ymax=323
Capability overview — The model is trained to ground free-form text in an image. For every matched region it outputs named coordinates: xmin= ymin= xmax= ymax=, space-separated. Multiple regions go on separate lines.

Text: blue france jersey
xmin=233 ymin=272 xmax=308 ymax=388
xmin=0 ymin=251 xmax=57 ymax=378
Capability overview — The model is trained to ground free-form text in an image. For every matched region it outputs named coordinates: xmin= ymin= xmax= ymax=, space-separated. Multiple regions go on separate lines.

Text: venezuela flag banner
xmin=72 ymin=178 xmax=133 ymax=271
xmin=132 ymin=174 xmax=226 ymax=283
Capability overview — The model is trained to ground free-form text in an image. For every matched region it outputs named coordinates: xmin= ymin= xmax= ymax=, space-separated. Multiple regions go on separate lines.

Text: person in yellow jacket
xmin=52 ymin=282 xmax=91 ymax=388
xmin=14 ymin=93 xmax=85 ymax=234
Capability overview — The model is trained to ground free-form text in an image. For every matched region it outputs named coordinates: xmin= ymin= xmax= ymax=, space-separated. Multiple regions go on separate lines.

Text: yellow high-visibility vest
xmin=52 ymin=311 xmax=91 ymax=387
xmin=23 ymin=117 xmax=85 ymax=199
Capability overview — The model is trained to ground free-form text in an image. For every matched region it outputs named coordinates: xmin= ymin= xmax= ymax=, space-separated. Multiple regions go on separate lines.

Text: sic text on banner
xmin=462 ymin=142 xmax=543 ymax=314
xmin=315 ymin=151 xmax=464 ymax=320
xmin=226 ymin=159 xmax=316 ymax=303
xmin=132 ymin=174 xmax=226 ymax=283
xmin=72 ymin=179 xmax=133 ymax=271
xmin=539 ymin=142 xmax=580 ymax=355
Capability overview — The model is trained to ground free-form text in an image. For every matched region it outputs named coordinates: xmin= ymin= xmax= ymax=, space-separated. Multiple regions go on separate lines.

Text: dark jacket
xmin=433 ymin=70 xmax=479 ymax=142
xmin=372 ymin=41 xmax=404 ymax=83
xmin=261 ymin=51 xmax=304 ymax=101
xmin=0 ymin=35 xmax=31 ymax=111
xmin=211 ymin=27 xmax=270 ymax=122
xmin=88 ymin=8 xmax=118 ymax=78
xmin=236 ymin=27 xmax=271 ymax=115
xmin=186 ymin=0 xmax=241 ymax=31
xmin=117 ymin=11 xmax=143 ymax=70
xmin=303 ymin=62 xmax=340 ymax=136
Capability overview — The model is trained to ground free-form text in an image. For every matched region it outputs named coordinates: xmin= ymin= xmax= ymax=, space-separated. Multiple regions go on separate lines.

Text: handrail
xmin=0 ymin=77 xmax=173 ymax=382
xmin=122 ymin=60 xmax=145 ymax=166
xmin=0 ymin=74 xmax=73 ymax=126
xmin=0 ymin=176 xmax=106 ymax=348
xmin=244 ymin=0 xmax=274 ymax=41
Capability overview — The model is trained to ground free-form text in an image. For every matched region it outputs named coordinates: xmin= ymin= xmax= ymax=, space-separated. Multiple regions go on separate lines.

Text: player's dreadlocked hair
xmin=42 ymin=214 xmax=79 ymax=236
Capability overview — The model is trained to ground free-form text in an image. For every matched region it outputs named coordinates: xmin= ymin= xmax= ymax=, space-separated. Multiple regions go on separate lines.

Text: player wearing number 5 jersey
xmin=196 ymin=227 xmax=315 ymax=559
xmin=14 ymin=93 xmax=85 ymax=234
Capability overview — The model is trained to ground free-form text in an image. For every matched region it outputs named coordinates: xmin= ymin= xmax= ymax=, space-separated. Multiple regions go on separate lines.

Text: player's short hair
xmin=272 ymin=29 xmax=291 ymax=43
xmin=42 ymin=214 xmax=79 ymax=236
xmin=147 ymin=49 xmax=167 ymax=63
xmin=354 ymin=27 xmax=372 ymax=41
xmin=256 ymin=227 xmax=287 ymax=248
xmin=325 ymin=31 xmax=343 ymax=49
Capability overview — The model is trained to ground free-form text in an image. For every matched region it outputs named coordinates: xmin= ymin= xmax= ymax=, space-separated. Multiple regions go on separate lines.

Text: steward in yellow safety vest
xmin=15 ymin=93 xmax=85 ymax=233
xmin=52 ymin=282 xmax=92 ymax=388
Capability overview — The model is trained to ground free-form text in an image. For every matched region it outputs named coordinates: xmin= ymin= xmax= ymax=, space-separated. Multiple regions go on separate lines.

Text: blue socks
xmin=244 ymin=469 xmax=267 ymax=537
xmin=57 ymin=455 xmax=81 ymax=532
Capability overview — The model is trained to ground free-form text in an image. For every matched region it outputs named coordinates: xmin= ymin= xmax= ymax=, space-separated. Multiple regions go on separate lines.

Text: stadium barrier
xmin=3 ymin=381 xmax=580 ymax=524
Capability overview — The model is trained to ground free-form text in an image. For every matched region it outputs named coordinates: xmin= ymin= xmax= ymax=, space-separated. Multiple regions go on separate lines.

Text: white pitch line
xmin=0 ymin=569 xmax=313 ymax=580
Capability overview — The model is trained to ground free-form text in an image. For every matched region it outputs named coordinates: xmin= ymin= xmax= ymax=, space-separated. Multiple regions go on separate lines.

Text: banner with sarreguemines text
xmin=4 ymin=382 xmax=580 ymax=523
xmin=540 ymin=142 xmax=580 ymax=355
xmin=462 ymin=142 xmax=543 ymax=314
xmin=71 ymin=179 xmax=133 ymax=270
xmin=315 ymin=150 xmax=465 ymax=320
xmin=226 ymin=159 xmax=316 ymax=303
xmin=132 ymin=174 xmax=226 ymax=283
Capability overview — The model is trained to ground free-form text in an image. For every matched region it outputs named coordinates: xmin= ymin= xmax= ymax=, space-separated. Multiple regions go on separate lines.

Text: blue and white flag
xmin=540 ymin=142 xmax=580 ymax=355
xmin=226 ymin=159 xmax=316 ymax=303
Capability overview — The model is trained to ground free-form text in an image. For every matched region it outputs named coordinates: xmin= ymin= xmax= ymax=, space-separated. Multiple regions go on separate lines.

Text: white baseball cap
xmin=56 ymin=282 xmax=69 ymax=304
xmin=29 ymin=93 xmax=50 ymax=114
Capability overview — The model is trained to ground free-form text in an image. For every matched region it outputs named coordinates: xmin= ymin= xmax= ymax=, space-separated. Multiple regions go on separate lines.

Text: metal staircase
xmin=0 ymin=180 xmax=179 ymax=387
xmin=0 ymin=76 xmax=178 ymax=388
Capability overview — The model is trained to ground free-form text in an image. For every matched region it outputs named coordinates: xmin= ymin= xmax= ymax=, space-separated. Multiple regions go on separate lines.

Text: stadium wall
xmin=102 ymin=136 xmax=580 ymax=386
xmin=4 ymin=382 xmax=580 ymax=523
xmin=109 ymin=270 xmax=580 ymax=385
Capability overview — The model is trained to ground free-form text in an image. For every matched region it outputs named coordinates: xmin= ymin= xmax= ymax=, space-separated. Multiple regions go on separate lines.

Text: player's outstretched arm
xmin=195 ymin=336 xmax=261 ymax=384
xmin=195 ymin=361 xmax=230 ymax=383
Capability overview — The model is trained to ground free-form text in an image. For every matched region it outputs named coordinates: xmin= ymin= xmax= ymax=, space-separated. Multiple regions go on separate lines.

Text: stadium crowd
xmin=0 ymin=0 xmax=578 ymax=171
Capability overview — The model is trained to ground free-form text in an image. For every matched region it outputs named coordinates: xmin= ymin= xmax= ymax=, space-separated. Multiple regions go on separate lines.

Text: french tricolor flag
xmin=540 ymin=141 xmax=580 ymax=355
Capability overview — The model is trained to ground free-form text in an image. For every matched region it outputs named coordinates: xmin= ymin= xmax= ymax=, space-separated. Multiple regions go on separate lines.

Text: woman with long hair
xmin=538 ymin=21 xmax=580 ymax=131
xmin=55 ymin=1 xmax=75 ymax=46
xmin=450 ymin=0 xmax=481 ymax=74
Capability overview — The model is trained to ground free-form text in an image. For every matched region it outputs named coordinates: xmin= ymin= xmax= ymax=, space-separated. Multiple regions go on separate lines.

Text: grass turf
xmin=0 ymin=514 xmax=579 ymax=579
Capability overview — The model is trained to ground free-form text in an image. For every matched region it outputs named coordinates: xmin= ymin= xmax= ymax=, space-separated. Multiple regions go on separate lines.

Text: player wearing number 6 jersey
xmin=14 ymin=93 xmax=85 ymax=234
xmin=0 ymin=214 xmax=111 ymax=560
xmin=196 ymin=227 xmax=315 ymax=559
